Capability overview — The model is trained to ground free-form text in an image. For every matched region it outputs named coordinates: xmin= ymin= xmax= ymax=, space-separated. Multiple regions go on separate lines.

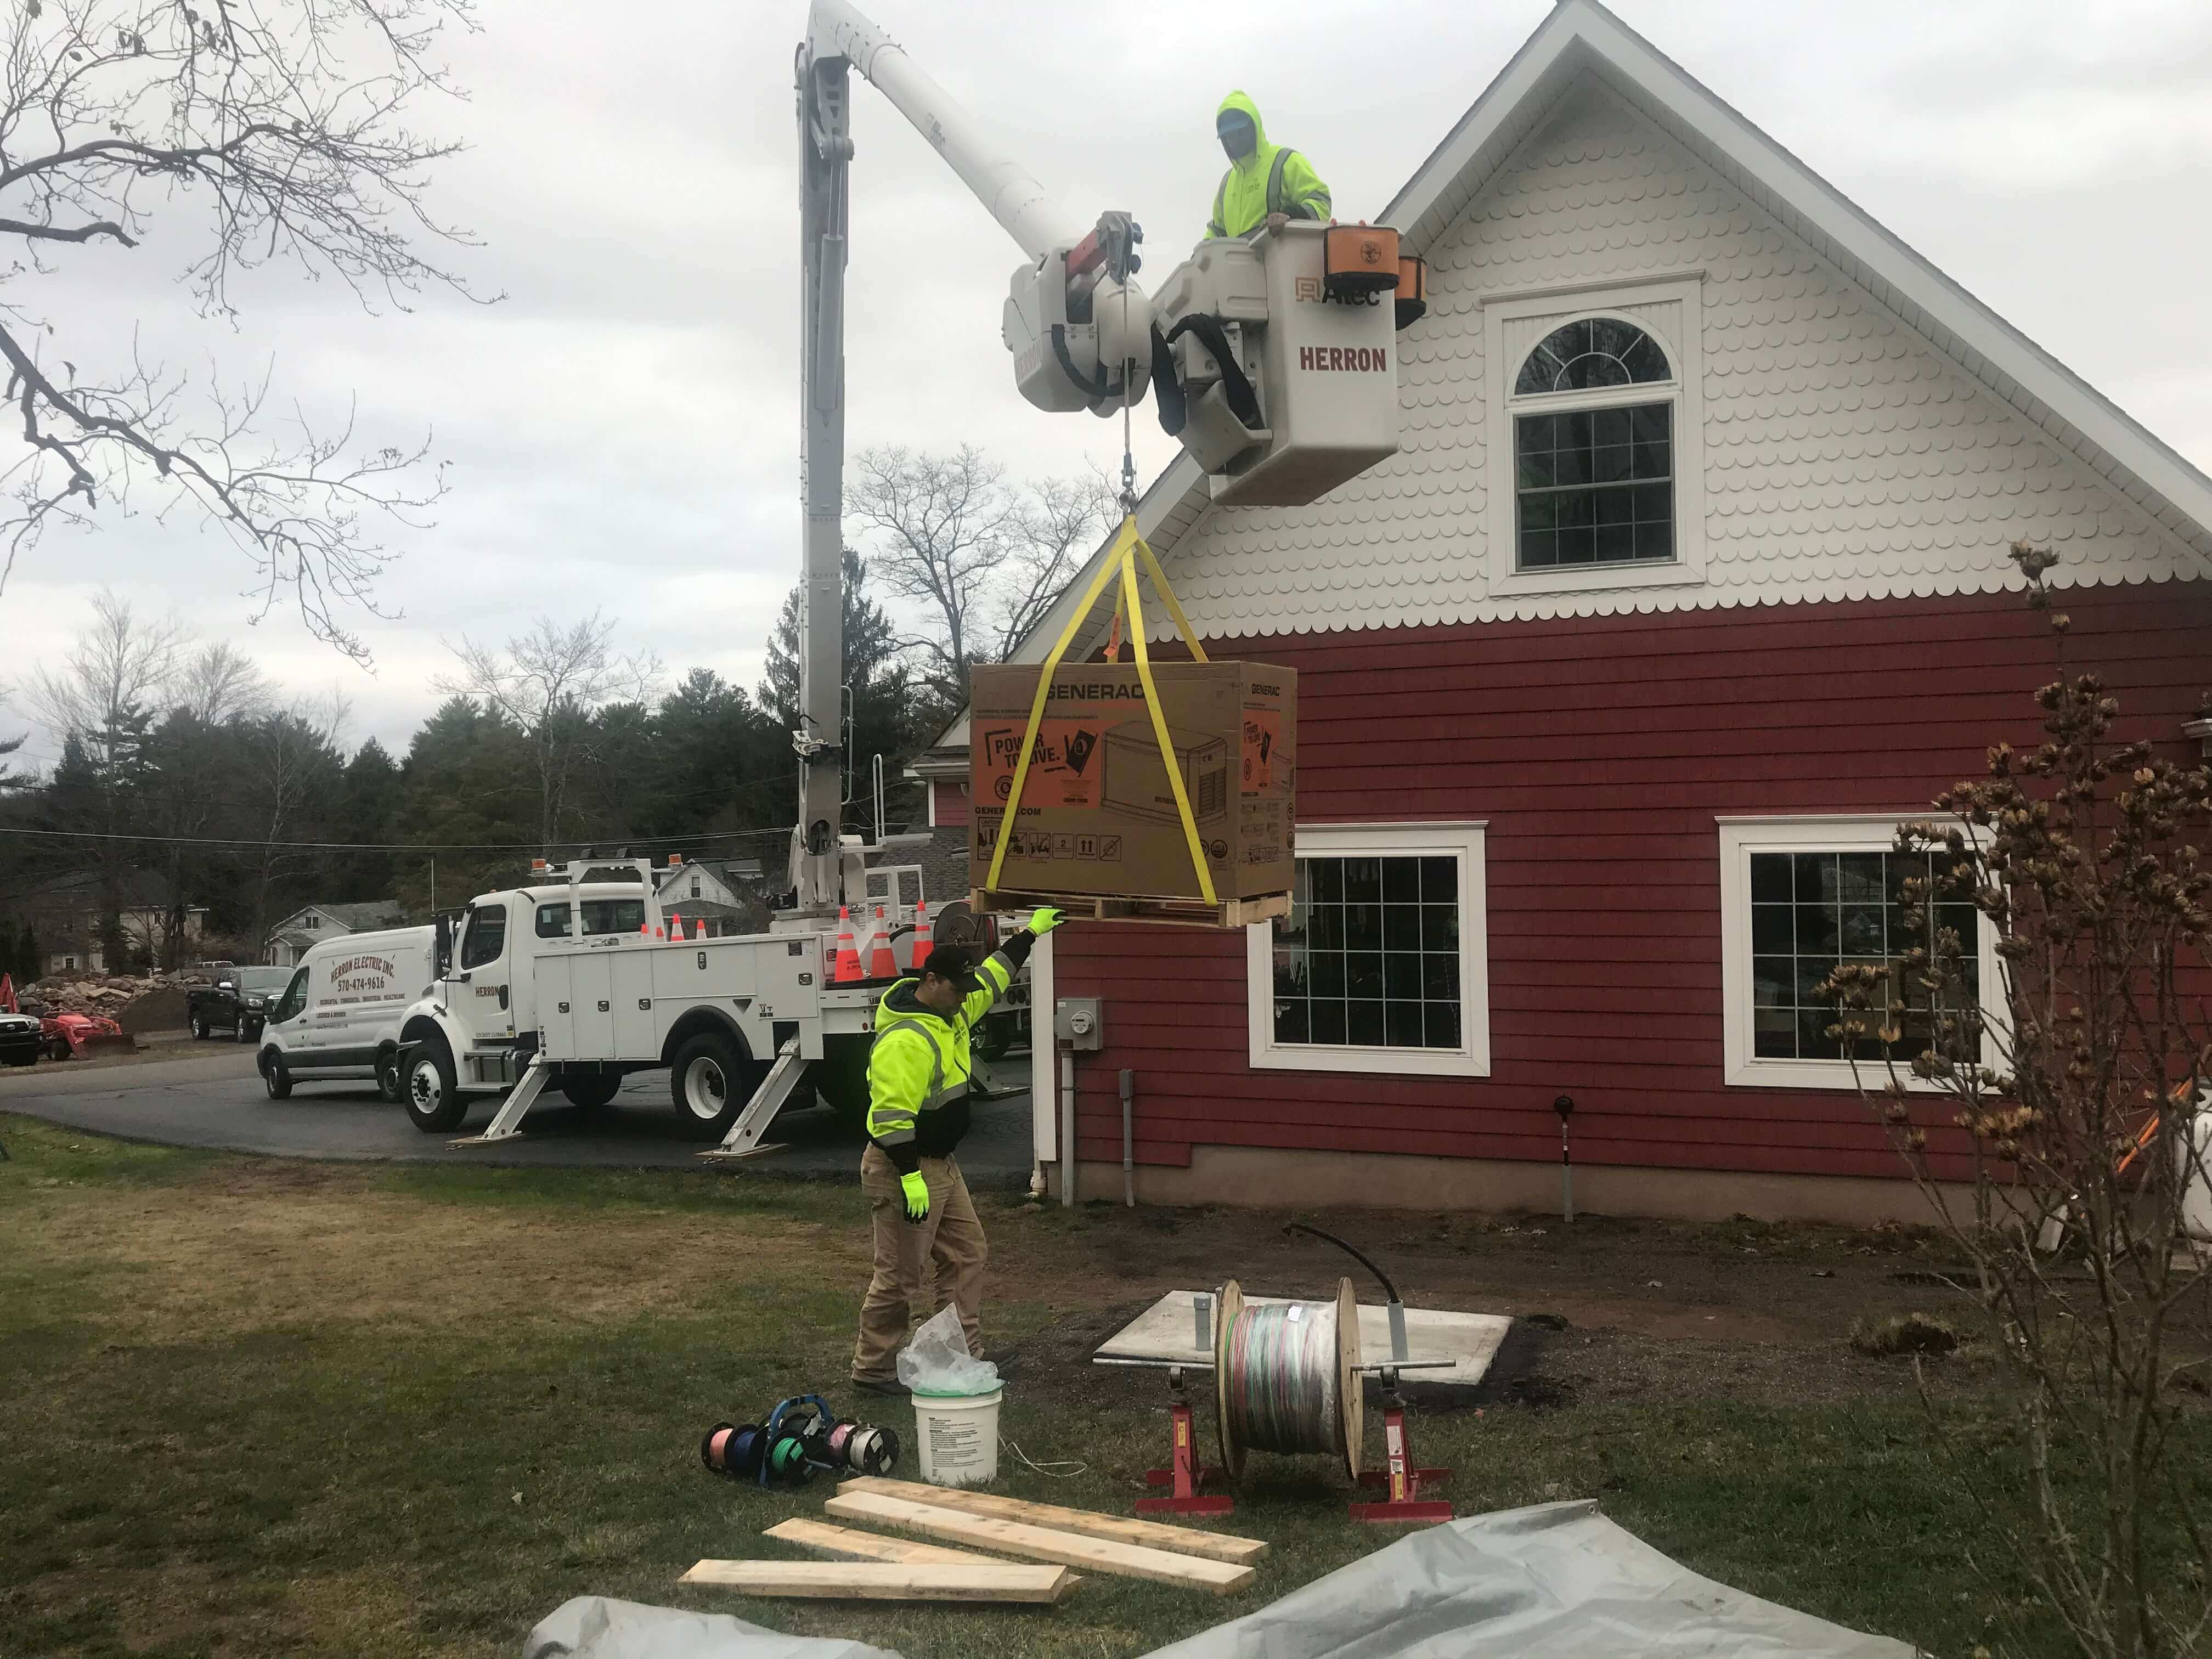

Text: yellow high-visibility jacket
xmin=1206 ymin=91 xmax=1331 ymax=240
xmin=865 ymin=941 xmax=1023 ymax=1173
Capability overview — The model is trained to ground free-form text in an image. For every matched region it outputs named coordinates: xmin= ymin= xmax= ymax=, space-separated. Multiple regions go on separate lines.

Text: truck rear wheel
xmin=405 ymin=1034 xmax=466 ymax=1133
xmin=374 ymin=1048 xmax=404 ymax=1104
xmin=669 ymin=1032 xmax=761 ymax=1141
xmin=560 ymin=1071 xmax=622 ymax=1111
xmin=191 ymin=1013 xmax=208 ymax=1040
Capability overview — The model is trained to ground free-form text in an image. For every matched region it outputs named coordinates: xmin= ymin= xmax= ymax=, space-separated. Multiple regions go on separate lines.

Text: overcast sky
xmin=1 ymin=0 xmax=2208 ymax=773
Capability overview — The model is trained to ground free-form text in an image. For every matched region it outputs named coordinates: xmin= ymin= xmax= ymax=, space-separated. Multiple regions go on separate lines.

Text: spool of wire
xmin=1214 ymin=1276 xmax=1364 ymax=1482
xmin=700 ymin=1421 xmax=766 ymax=1479
xmin=808 ymin=1417 xmax=900 ymax=1478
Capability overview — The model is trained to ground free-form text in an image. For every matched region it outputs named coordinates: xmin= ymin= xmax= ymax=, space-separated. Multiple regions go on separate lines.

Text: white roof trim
xmin=955 ymin=0 xmax=2212 ymax=723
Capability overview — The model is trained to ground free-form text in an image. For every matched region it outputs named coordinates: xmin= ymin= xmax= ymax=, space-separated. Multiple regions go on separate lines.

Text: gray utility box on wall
xmin=1054 ymin=997 xmax=1104 ymax=1051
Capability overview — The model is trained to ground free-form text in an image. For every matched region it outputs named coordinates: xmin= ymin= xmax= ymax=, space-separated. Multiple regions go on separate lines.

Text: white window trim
xmin=1246 ymin=821 xmax=1491 ymax=1079
xmin=1484 ymin=275 xmax=1706 ymax=599
xmin=1718 ymin=814 xmax=2005 ymax=1092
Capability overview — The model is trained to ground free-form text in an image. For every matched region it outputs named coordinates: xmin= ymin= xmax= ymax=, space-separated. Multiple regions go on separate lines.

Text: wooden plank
xmin=838 ymin=1476 xmax=1268 ymax=1566
xmin=823 ymin=1489 xmax=1256 ymax=1595
xmin=764 ymin=1517 xmax=997 ymax=1565
xmin=679 ymin=1558 xmax=1075 ymax=1604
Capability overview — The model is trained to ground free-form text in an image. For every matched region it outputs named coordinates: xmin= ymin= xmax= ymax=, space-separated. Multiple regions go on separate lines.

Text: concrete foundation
xmin=1051 ymin=1142 xmax=1953 ymax=1229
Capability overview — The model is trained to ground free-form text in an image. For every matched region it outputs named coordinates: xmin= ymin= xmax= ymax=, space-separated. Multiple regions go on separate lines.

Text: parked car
xmin=188 ymin=966 xmax=295 ymax=1043
xmin=0 ymin=1007 xmax=40 ymax=1067
xmin=259 ymin=926 xmax=437 ymax=1102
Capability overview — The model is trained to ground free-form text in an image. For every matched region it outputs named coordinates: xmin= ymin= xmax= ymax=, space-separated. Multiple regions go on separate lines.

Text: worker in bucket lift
xmin=851 ymin=909 xmax=1064 ymax=1397
xmin=1205 ymin=91 xmax=1331 ymax=240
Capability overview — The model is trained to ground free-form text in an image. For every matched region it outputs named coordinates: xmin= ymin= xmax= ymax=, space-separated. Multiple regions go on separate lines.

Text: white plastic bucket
xmin=912 ymin=1389 xmax=1002 ymax=1486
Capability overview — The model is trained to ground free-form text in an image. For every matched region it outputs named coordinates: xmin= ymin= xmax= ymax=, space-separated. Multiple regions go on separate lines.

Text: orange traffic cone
xmin=868 ymin=905 xmax=898 ymax=980
xmin=910 ymin=899 xmax=933 ymax=968
xmin=671 ymin=914 xmax=687 ymax=942
xmin=833 ymin=907 xmax=863 ymax=984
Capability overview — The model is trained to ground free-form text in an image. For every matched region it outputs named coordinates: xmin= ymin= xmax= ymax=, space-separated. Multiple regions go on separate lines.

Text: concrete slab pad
xmin=1093 ymin=1289 xmax=1512 ymax=1389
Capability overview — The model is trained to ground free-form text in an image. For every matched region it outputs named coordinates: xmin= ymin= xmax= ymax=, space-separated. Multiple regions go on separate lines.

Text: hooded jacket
xmin=1207 ymin=91 xmax=1331 ymax=240
xmin=864 ymin=931 xmax=1034 ymax=1174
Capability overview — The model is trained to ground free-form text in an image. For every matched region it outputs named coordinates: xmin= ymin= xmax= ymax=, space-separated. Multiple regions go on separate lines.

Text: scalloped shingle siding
xmin=1162 ymin=82 xmax=2202 ymax=639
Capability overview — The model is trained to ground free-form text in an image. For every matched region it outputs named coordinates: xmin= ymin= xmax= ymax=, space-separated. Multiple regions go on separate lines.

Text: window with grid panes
xmin=1510 ymin=317 xmax=1675 ymax=571
xmin=1269 ymin=854 xmax=1463 ymax=1052
xmin=1748 ymin=849 xmax=1982 ymax=1063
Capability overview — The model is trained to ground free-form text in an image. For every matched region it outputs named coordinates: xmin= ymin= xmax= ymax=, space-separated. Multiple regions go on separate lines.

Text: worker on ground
xmin=851 ymin=909 xmax=1064 ymax=1397
xmin=1206 ymin=91 xmax=1331 ymax=240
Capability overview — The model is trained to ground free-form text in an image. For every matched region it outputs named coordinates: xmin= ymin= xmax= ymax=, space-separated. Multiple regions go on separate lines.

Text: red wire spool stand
xmin=1137 ymin=1365 xmax=1234 ymax=1517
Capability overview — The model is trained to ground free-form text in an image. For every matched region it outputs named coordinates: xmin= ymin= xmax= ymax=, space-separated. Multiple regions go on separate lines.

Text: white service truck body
xmin=395 ymin=859 xmax=928 ymax=1147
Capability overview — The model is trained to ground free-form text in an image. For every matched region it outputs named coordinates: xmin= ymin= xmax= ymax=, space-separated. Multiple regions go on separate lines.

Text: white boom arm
xmin=787 ymin=1 xmax=1147 ymax=915
xmin=785 ymin=2 xmax=1408 ymax=914
xmin=805 ymin=1 xmax=1088 ymax=263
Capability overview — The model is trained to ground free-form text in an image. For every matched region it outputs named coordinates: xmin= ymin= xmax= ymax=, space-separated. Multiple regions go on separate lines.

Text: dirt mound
xmin=119 ymin=982 xmax=190 ymax=1034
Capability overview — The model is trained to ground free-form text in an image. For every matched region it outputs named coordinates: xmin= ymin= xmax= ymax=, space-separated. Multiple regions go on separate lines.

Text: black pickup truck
xmin=187 ymin=966 xmax=297 ymax=1043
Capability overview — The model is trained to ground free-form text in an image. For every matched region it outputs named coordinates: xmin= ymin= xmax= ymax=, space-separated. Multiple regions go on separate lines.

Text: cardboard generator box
xmin=968 ymin=661 xmax=1296 ymax=902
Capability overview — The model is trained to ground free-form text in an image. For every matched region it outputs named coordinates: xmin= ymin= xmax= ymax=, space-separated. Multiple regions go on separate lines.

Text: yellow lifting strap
xmin=984 ymin=515 xmax=1215 ymax=904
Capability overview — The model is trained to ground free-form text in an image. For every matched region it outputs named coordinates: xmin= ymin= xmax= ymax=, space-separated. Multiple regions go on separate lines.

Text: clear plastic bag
xmin=895 ymin=1304 xmax=1001 ymax=1396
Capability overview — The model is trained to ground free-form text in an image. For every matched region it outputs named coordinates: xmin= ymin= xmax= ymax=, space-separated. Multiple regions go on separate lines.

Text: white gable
xmin=1158 ymin=82 xmax=2200 ymax=636
xmin=966 ymin=0 xmax=2212 ymax=704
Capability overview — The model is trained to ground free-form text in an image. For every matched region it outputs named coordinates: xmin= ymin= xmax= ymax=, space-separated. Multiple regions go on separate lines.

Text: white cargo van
xmin=259 ymin=926 xmax=437 ymax=1102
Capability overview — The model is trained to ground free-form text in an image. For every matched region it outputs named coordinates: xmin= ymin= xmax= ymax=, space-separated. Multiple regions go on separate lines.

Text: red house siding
xmin=933 ymin=778 xmax=970 ymax=827
xmin=1051 ymin=580 xmax=2212 ymax=1200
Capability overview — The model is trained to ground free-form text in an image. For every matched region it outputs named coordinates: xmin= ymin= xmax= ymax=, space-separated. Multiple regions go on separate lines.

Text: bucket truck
xmin=389 ymin=1 xmax=1418 ymax=1156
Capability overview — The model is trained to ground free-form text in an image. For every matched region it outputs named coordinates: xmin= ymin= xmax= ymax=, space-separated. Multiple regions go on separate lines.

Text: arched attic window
xmin=1511 ymin=316 xmax=1676 ymax=571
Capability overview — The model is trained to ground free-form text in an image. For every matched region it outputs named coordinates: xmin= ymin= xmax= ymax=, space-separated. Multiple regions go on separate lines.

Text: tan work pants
xmin=851 ymin=1144 xmax=988 ymax=1385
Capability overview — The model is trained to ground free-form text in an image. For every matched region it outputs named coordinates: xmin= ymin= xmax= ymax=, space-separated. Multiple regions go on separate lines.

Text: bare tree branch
xmin=436 ymin=612 xmax=662 ymax=856
xmin=0 ymin=0 xmax=488 ymax=661
xmin=846 ymin=445 xmax=1117 ymax=702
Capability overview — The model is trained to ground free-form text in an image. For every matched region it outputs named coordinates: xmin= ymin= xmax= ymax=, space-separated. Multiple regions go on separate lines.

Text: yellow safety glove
xmin=899 ymin=1170 xmax=931 ymax=1223
xmin=1029 ymin=906 xmax=1066 ymax=935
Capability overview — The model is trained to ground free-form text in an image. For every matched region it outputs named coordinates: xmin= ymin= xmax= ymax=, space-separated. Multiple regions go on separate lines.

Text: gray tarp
xmin=524 ymin=1499 xmax=1914 ymax=1659
xmin=524 ymin=1596 xmax=905 ymax=1659
xmin=1144 ymin=1500 xmax=1915 ymax=1658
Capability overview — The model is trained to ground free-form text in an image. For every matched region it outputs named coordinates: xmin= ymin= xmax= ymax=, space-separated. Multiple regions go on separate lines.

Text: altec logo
xmin=1300 ymin=345 xmax=1389 ymax=373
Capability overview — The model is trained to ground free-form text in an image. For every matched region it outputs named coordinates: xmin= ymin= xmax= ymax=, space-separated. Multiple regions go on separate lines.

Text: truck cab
xmin=396 ymin=865 xmax=655 ymax=1131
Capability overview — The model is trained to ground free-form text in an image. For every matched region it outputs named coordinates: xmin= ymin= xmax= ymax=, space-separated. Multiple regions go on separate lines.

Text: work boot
xmin=981 ymin=1348 xmax=1021 ymax=1379
xmin=851 ymin=1376 xmax=911 ymax=1398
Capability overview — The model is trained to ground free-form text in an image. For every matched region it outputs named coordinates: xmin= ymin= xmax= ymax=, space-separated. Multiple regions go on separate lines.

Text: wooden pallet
xmin=972 ymin=888 xmax=1290 ymax=929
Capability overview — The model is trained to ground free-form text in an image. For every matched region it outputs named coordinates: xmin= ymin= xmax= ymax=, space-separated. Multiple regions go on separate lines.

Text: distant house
xmin=265 ymin=900 xmax=411 ymax=966
xmin=654 ymin=859 xmax=767 ymax=939
xmin=15 ymin=869 xmax=208 ymax=976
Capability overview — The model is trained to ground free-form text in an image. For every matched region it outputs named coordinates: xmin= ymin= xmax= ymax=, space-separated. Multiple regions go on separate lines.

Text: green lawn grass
xmin=0 ymin=1111 xmax=2169 ymax=1657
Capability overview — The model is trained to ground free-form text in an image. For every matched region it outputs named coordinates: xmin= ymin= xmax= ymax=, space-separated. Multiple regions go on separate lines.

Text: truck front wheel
xmin=405 ymin=1034 xmax=466 ymax=1133
xmin=669 ymin=1032 xmax=761 ymax=1141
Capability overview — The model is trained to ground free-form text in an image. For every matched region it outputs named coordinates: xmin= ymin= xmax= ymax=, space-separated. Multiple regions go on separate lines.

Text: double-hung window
xmin=1719 ymin=816 xmax=2001 ymax=1090
xmin=1247 ymin=822 xmax=1490 ymax=1077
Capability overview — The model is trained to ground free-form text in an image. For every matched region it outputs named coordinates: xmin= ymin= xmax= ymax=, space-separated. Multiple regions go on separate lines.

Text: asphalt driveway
xmin=0 ymin=1045 xmax=1038 ymax=1183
